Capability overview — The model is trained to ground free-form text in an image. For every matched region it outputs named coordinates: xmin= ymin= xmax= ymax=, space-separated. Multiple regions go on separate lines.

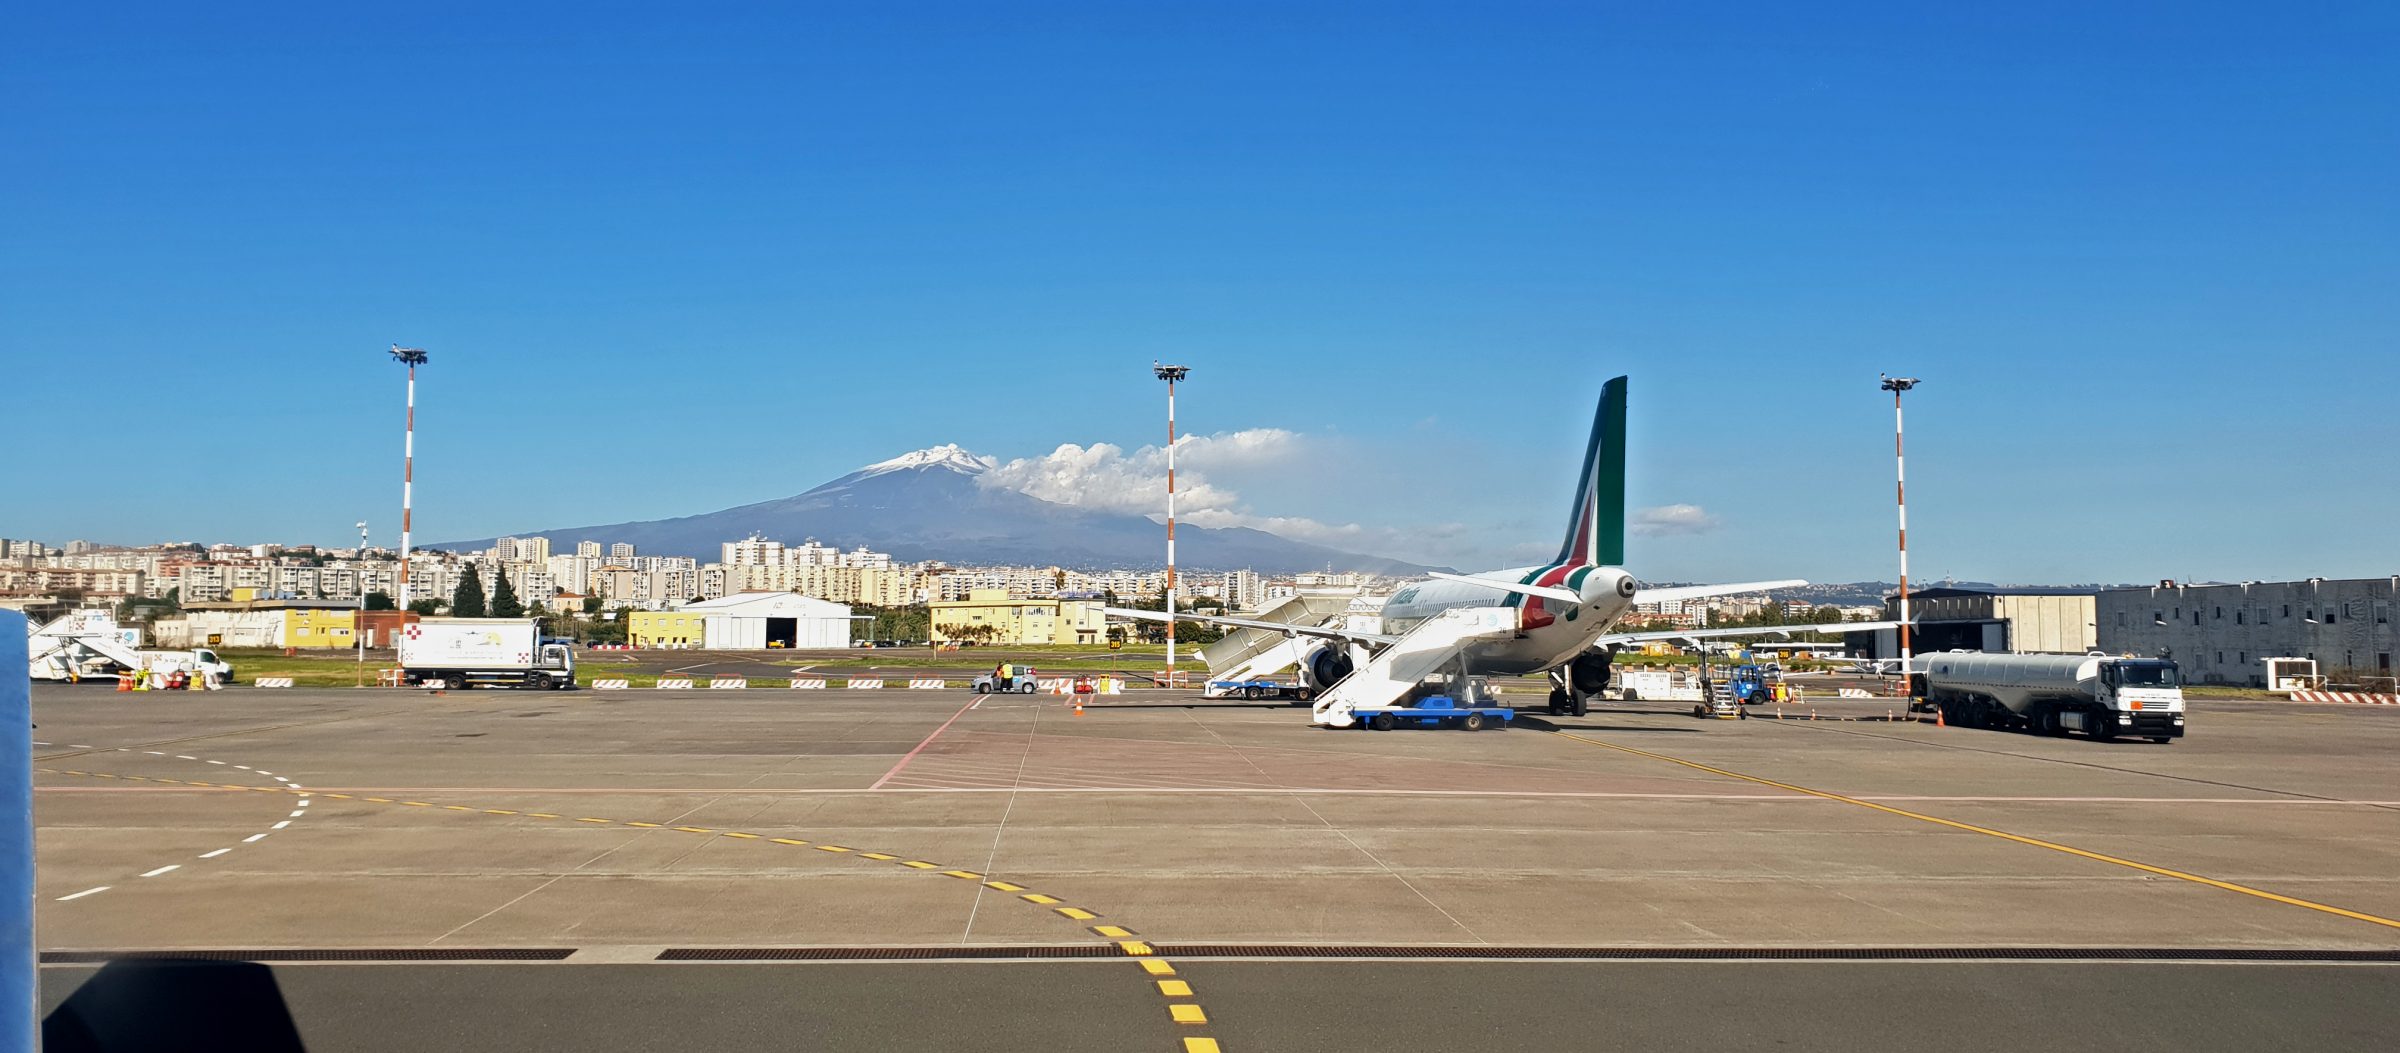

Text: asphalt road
xmin=41 ymin=960 xmax=2400 ymax=1053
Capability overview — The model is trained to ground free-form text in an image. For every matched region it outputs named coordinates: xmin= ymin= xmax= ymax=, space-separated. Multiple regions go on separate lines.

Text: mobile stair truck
xmin=1920 ymin=650 xmax=2184 ymax=742
xmin=398 ymin=617 xmax=578 ymax=690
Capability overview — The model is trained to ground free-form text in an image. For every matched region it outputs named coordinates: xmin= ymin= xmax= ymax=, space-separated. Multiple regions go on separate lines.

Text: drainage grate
xmin=660 ymin=946 xmax=1124 ymax=961
xmin=41 ymin=948 xmax=577 ymax=964
xmin=654 ymin=945 xmax=2400 ymax=964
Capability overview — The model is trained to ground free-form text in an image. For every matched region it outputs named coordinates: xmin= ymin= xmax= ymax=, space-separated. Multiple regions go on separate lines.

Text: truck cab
xmin=2091 ymin=658 xmax=2185 ymax=741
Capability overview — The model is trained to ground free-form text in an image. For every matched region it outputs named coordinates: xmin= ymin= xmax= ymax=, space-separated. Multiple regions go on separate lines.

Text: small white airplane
xmin=1107 ymin=375 xmax=1908 ymax=720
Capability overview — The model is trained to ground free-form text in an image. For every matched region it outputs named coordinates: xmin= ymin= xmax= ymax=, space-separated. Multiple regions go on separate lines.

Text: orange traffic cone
xmin=1935 ymin=705 xmax=1946 ymax=728
xmin=116 ymin=673 xmax=133 ymax=692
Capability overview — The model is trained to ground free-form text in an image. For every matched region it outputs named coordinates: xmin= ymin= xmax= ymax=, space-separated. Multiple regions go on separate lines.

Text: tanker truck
xmin=1921 ymin=650 xmax=2184 ymax=742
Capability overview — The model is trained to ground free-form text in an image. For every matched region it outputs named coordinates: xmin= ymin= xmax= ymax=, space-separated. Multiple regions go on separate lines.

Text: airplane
xmin=1104 ymin=375 xmax=1910 ymax=724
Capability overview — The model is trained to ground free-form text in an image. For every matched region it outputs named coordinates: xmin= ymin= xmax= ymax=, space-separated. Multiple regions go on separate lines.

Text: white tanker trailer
xmin=1920 ymin=650 xmax=2185 ymax=742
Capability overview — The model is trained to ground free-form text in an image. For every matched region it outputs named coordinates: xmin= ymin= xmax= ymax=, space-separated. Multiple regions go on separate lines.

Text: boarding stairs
xmin=1310 ymin=606 xmax=1518 ymax=728
xmin=1202 ymin=635 xmax=1319 ymax=696
xmin=1197 ymin=594 xmax=1355 ymax=674
xmin=26 ymin=610 xmax=144 ymax=681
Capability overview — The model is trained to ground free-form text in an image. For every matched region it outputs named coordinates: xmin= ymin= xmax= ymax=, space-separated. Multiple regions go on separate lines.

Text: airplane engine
xmin=1299 ymin=645 xmax=1356 ymax=691
xmin=1568 ymin=649 xmax=1615 ymax=695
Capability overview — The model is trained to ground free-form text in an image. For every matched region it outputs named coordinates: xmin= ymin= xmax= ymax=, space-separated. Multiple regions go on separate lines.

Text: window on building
xmin=2235 ymin=611 xmax=2244 ymax=625
xmin=2216 ymin=651 xmax=2224 ymax=665
xmin=2117 ymin=612 xmax=2127 ymax=627
xmin=2194 ymin=611 xmax=2203 ymax=626
xmin=2214 ymin=606 xmax=2223 ymax=620
xmin=2238 ymin=651 xmax=2246 ymax=665
xmin=2380 ymin=653 xmax=2392 ymax=671
xmin=2328 ymin=609 xmax=2339 ymax=624
xmin=2378 ymin=602 xmax=2391 ymax=625
xmin=2283 ymin=605 xmax=2292 ymax=618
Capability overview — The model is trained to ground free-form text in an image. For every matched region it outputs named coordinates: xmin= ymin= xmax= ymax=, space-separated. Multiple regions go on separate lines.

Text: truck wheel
xmin=1621 ymin=689 xmax=1639 ymax=703
xmin=1693 ymin=704 xmax=1708 ymax=719
xmin=1243 ymin=686 xmax=1261 ymax=700
xmin=1462 ymin=712 xmax=1486 ymax=731
xmin=2091 ymin=717 xmax=2117 ymax=742
xmin=1370 ymin=713 xmax=1397 ymax=731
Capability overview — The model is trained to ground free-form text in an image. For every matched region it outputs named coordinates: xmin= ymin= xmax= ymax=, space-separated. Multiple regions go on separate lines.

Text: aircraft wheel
xmin=1547 ymin=688 xmax=1569 ymax=716
xmin=1570 ymin=693 xmax=1589 ymax=718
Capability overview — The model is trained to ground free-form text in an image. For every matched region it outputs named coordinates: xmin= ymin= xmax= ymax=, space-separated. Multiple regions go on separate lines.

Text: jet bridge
xmin=1310 ymin=606 xmax=1518 ymax=728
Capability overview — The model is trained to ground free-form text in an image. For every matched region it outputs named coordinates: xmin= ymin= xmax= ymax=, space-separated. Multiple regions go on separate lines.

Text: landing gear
xmin=1546 ymin=680 xmax=1590 ymax=718
xmin=1549 ymin=687 xmax=1569 ymax=716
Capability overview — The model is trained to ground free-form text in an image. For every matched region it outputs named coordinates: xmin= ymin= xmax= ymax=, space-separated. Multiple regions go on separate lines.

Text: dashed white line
xmin=207 ymin=760 xmax=226 ymax=765
xmin=244 ymin=834 xmax=269 ymax=843
xmin=176 ymin=755 xmax=196 ymax=760
xmin=256 ymin=771 xmax=273 ymax=776
xmin=271 ymin=821 xmax=291 ymax=830
xmin=200 ymin=848 xmax=230 ymax=859
xmin=140 ymin=865 xmax=180 ymax=878
xmin=57 ymin=887 xmax=109 ymax=901
xmin=144 ymin=751 xmax=165 ymax=756
xmin=287 ymin=810 xmax=306 ymax=818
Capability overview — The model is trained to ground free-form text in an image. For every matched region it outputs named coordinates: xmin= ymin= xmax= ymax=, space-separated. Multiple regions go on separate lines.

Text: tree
xmin=453 ymin=564 xmax=488 ymax=618
xmin=490 ymin=566 xmax=523 ymax=618
xmin=407 ymin=598 xmax=443 ymax=616
xmin=363 ymin=591 xmax=396 ymax=611
xmin=581 ymin=595 xmax=604 ymax=615
xmin=164 ymin=587 xmax=181 ymax=610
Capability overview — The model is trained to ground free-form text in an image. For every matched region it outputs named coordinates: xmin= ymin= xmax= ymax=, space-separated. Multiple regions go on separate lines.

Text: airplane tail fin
xmin=1556 ymin=375 xmax=1627 ymax=568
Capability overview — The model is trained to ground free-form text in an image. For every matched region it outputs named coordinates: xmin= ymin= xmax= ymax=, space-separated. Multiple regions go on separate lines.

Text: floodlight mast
xmin=1879 ymin=374 xmax=1920 ymax=682
xmin=391 ymin=345 xmax=428 ymax=611
xmin=1154 ymin=363 xmax=1190 ymax=684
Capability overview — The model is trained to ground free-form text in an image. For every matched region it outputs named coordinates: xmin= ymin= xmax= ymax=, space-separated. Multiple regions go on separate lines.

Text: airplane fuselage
xmin=1379 ymin=562 xmax=1639 ymax=677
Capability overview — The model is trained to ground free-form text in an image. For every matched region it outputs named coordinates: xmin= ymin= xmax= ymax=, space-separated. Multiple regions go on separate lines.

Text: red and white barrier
xmin=708 ymin=678 xmax=747 ymax=690
xmin=848 ymin=678 xmax=884 ymax=690
xmin=655 ymin=678 xmax=694 ymax=690
xmin=906 ymin=678 xmax=946 ymax=689
xmin=253 ymin=677 xmax=294 ymax=688
xmin=2290 ymin=691 xmax=2400 ymax=705
xmin=788 ymin=678 xmax=827 ymax=689
xmin=591 ymin=679 xmax=630 ymax=690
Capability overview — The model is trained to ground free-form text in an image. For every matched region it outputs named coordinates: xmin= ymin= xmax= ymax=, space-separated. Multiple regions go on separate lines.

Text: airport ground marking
xmin=1550 ymin=730 xmax=2400 ymax=933
xmin=32 ymin=760 xmax=1226 ymax=1050
xmin=29 ymin=741 xmax=315 ymax=902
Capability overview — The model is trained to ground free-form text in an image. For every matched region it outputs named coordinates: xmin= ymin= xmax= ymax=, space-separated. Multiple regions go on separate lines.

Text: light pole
xmin=1880 ymin=374 xmax=1920 ymax=688
xmin=391 ymin=345 xmax=428 ymax=613
xmin=356 ymin=520 xmax=369 ymax=684
xmin=1153 ymin=362 xmax=1190 ymax=685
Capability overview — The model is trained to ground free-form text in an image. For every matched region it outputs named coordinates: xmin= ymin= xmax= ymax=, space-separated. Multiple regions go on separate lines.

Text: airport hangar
xmin=626 ymin=591 xmax=858 ymax=649
xmin=1846 ymin=585 xmax=2099 ymax=658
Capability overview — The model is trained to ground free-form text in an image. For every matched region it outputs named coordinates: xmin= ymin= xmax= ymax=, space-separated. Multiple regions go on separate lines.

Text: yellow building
xmin=628 ymin=610 xmax=707 ymax=648
xmin=280 ymin=608 xmax=357 ymax=649
xmin=929 ymin=589 xmax=1106 ymax=646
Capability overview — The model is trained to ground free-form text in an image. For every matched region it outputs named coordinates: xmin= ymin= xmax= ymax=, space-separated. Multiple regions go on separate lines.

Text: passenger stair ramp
xmin=27 ymin=612 xmax=143 ymax=681
xmin=1196 ymin=594 xmax=1355 ymax=677
xmin=1311 ymin=606 xmax=1517 ymax=728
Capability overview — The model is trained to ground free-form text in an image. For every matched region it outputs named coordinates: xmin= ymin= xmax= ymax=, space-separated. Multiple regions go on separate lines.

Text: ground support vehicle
xmin=1350 ymin=694 xmax=1514 ymax=731
xmin=1692 ymin=680 xmax=1746 ymax=719
xmin=1204 ymin=677 xmax=1311 ymax=701
xmin=971 ymin=671 xmax=1039 ymax=693
xmin=1921 ymin=650 xmax=2184 ymax=742
xmin=398 ymin=618 xmax=578 ymax=690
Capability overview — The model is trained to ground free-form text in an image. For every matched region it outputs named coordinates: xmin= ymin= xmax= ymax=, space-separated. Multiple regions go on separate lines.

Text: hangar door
xmin=766 ymin=617 xmax=798 ymax=649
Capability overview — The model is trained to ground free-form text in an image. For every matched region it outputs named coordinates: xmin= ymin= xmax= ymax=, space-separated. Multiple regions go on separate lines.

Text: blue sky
xmin=3 ymin=2 xmax=2393 ymax=582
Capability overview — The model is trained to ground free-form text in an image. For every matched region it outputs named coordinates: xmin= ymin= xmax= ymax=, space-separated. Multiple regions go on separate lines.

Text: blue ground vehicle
xmin=1349 ymin=694 xmax=1515 ymax=731
xmin=1206 ymin=678 xmax=1310 ymax=701
xmin=1727 ymin=664 xmax=1779 ymax=705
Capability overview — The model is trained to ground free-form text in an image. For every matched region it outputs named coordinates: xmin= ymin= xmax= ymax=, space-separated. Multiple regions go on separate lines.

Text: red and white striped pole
xmin=1155 ymin=363 xmax=1190 ymax=685
xmin=1881 ymin=374 xmax=1920 ymax=679
xmin=393 ymin=346 xmax=429 ymax=611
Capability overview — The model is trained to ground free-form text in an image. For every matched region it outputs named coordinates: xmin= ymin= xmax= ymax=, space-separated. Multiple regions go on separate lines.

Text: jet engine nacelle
xmin=1299 ymin=644 xmax=1356 ymax=691
xmin=1568 ymin=649 xmax=1616 ymax=695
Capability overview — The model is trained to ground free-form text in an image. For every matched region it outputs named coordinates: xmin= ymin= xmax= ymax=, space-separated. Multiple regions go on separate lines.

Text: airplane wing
xmin=1632 ymin=579 xmax=1808 ymax=606
xmin=1597 ymin=619 xmax=1911 ymax=647
xmin=1102 ymin=606 xmax=1401 ymax=647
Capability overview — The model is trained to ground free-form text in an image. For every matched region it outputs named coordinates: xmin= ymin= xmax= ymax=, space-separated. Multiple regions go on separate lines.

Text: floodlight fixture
xmin=1153 ymin=361 xmax=1190 ymax=383
xmin=1880 ymin=373 xmax=1919 ymax=393
xmin=391 ymin=344 xmax=429 ymax=367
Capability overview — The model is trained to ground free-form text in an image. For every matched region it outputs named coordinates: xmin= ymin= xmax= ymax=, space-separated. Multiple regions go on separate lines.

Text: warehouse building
xmin=630 ymin=592 xmax=856 ymax=649
xmin=930 ymin=589 xmax=1107 ymax=646
xmin=1848 ymin=586 xmax=2099 ymax=658
xmin=2095 ymin=577 xmax=2399 ymax=686
xmin=156 ymin=600 xmax=361 ymax=649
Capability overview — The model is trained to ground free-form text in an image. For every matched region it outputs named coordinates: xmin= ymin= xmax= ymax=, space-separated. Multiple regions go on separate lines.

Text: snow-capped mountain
xmin=437 ymin=445 xmax=1432 ymax=575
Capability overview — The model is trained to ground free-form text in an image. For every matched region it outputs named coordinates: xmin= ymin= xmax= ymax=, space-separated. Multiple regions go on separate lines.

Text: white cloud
xmin=1632 ymin=504 xmax=1719 ymax=537
xmin=979 ymin=429 xmax=1407 ymax=548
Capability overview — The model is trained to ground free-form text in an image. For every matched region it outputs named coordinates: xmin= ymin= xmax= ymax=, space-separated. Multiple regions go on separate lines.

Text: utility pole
xmin=1153 ymin=362 xmax=1190 ymax=686
xmin=391 ymin=345 xmax=429 ymax=612
xmin=1880 ymin=374 xmax=1921 ymax=688
xmin=357 ymin=520 xmax=369 ymax=686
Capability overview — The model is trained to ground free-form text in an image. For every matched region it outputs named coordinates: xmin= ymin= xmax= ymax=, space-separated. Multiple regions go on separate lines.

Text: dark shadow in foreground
xmin=46 ymin=959 xmax=306 ymax=1053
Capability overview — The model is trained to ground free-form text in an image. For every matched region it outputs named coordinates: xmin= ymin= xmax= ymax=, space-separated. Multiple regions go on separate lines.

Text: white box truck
xmin=1921 ymin=650 xmax=2184 ymax=742
xmin=397 ymin=617 xmax=577 ymax=690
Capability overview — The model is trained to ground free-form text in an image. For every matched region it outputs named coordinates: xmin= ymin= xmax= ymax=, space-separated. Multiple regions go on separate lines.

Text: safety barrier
xmin=848 ymin=678 xmax=884 ymax=689
xmin=1838 ymin=688 xmax=1871 ymax=699
xmin=788 ymin=678 xmax=827 ymax=689
xmin=708 ymin=678 xmax=747 ymax=690
xmin=2290 ymin=691 xmax=2400 ymax=705
xmin=591 ymin=679 xmax=630 ymax=690
xmin=253 ymin=677 xmax=294 ymax=688
xmin=655 ymin=678 xmax=695 ymax=690
xmin=906 ymin=678 xmax=946 ymax=689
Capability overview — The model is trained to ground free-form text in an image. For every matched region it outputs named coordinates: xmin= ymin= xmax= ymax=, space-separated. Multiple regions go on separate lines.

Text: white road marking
xmin=200 ymin=848 xmax=230 ymax=858
xmin=244 ymin=834 xmax=269 ymax=843
xmin=288 ymin=810 xmax=306 ymax=818
xmin=232 ymin=764 xmax=249 ymax=769
xmin=141 ymin=865 xmax=179 ymax=878
xmin=271 ymin=820 xmax=291 ymax=829
xmin=208 ymin=760 xmax=226 ymax=765
xmin=57 ymin=887 xmax=109 ymax=901
xmin=176 ymin=755 xmax=196 ymax=760
xmin=145 ymin=751 xmax=165 ymax=756
xmin=256 ymin=770 xmax=273 ymax=776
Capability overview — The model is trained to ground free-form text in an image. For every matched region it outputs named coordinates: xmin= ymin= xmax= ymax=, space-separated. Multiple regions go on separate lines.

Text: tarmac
xmin=30 ymin=682 xmax=2400 ymax=1050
